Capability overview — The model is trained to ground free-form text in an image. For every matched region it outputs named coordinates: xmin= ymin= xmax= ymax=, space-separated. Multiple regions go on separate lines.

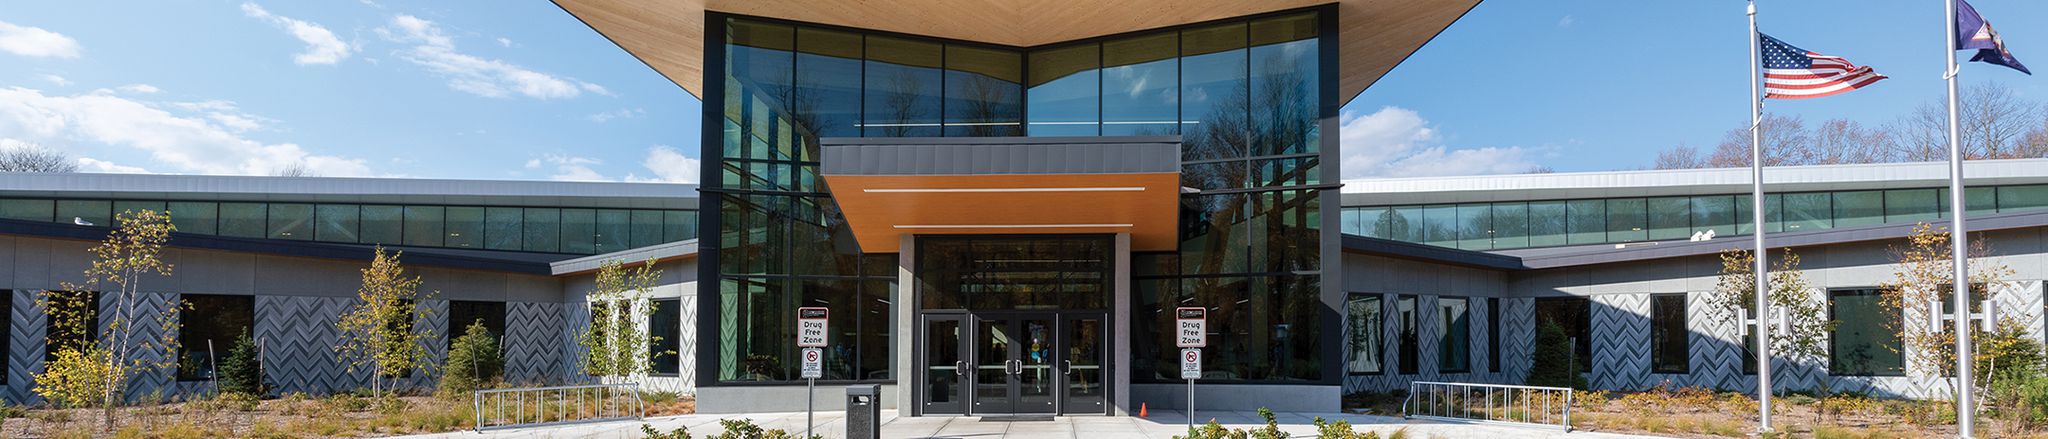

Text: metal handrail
xmin=474 ymin=383 xmax=647 ymax=432
xmin=1400 ymin=381 xmax=1573 ymax=431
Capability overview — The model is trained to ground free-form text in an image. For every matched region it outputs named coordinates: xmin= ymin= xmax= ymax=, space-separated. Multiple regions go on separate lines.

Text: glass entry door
xmin=920 ymin=315 xmax=966 ymax=415
xmin=1061 ymin=314 xmax=1107 ymax=414
xmin=972 ymin=315 xmax=1056 ymax=415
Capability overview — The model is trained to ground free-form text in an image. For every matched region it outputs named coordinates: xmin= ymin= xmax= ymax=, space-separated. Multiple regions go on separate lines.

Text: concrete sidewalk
xmin=404 ymin=410 xmax=1666 ymax=438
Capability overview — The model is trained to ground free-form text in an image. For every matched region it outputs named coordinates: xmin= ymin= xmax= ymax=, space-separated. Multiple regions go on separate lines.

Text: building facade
xmin=2 ymin=0 xmax=2042 ymax=417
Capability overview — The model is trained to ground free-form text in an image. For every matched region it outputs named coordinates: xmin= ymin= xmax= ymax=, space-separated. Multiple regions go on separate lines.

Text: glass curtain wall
xmin=1342 ymin=184 xmax=2046 ymax=251
xmin=0 ymin=198 xmax=695 ymax=255
xmin=710 ymin=9 xmax=1331 ymax=386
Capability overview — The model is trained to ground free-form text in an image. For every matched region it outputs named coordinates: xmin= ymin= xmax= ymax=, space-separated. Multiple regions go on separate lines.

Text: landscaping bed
xmin=0 ymin=390 xmax=695 ymax=439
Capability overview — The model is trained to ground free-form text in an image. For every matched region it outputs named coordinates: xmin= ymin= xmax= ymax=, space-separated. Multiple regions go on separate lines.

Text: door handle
xmin=955 ymin=360 xmax=965 ymax=377
xmin=1007 ymin=359 xmax=1022 ymax=375
xmin=1063 ymin=360 xmax=1073 ymax=375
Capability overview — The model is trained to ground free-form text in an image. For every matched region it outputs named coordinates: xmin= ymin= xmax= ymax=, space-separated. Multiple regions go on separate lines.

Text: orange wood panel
xmin=822 ymin=173 xmax=1181 ymax=253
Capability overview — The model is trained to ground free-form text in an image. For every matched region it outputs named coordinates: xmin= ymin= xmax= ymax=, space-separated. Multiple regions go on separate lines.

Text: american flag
xmin=1760 ymin=33 xmax=1887 ymax=99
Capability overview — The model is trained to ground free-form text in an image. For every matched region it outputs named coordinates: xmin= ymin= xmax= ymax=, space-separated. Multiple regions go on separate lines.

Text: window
xmin=56 ymin=200 xmax=111 ymax=227
xmin=864 ymin=35 xmax=944 ymax=137
xmin=1388 ymin=206 xmax=1423 ymax=242
xmin=1423 ymin=205 xmax=1457 ymax=247
xmin=267 ymin=203 xmax=313 ymax=240
xmin=650 ymin=299 xmax=681 ymax=376
xmin=1690 ymin=196 xmax=1736 ymax=237
xmin=944 ymin=45 xmax=1024 ymax=137
xmin=218 ymin=202 xmax=266 ymax=238
xmin=484 ymin=207 xmax=523 ymax=251
xmin=1534 ymin=297 xmax=1591 ymax=372
xmin=447 ymin=301 xmax=506 ymax=341
xmin=1179 ymin=21 xmax=1244 ymax=157
xmin=1102 ymin=32 xmax=1177 ymax=136
xmin=1885 ymin=189 xmax=1939 ymax=223
xmin=1650 ymin=294 xmax=1688 ymax=374
xmin=630 ymin=210 xmax=665 ymax=249
xmin=524 ymin=208 xmax=562 ymax=253
xmin=1488 ymin=298 xmax=1501 ymax=374
xmin=1605 ymin=198 xmax=1648 ymax=243
xmin=445 ymin=207 xmax=485 ymax=249
xmin=1829 ymin=288 xmax=1904 ymax=376
xmin=1491 ymin=203 xmax=1529 ymax=249
xmin=1456 ymin=204 xmax=1490 ymax=250
xmin=316 ymin=204 xmax=361 ymax=243
xmin=1566 ymin=200 xmax=1605 ymax=245
xmin=1999 ymin=185 xmax=2048 ymax=213
xmin=360 ymin=205 xmax=403 ymax=244
xmin=1528 ymin=201 xmax=1567 ymax=247
xmin=1439 ymin=297 xmax=1470 ymax=373
xmin=0 ymin=199 xmax=53 ymax=222
xmin=1647 ymin=197 xmax=1690 ymax=241
xmin=595 ymin=209 xmax=630 ymax=253
xmin=169 ymin=201 xmax=218 ymax=235
xmin=403 ymin=206 xmax=445 ymax=247
xmin=45 ymin=291 xmax=99 ymax=363
xmin=1397 ymin=295 xmax=1418 ymax=375
xmin=1345 ymin=294 xmax=1382 ymax=374
xmin=178 ymin=294 xmax=254 ymax=381
xmin=1833 ymin=191 xmax=1884 ymax=228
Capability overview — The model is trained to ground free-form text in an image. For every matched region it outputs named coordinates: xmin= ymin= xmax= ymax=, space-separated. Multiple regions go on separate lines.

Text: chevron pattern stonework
xmin=1590 ymin=293 xmax=1652 ymax=391
xmin=255 ymin=295 xmax=369 ymax=395
xmin=505 ymin=301 xmax=568 ymax=385
xmin=6 ymin=290 xmax=45 ymax=405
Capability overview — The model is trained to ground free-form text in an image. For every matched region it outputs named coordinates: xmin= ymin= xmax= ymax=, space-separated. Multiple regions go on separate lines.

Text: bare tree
xmin=1809 ymin=119 xmax=1890 ymax=165
xmin=1654 ymin=144 xmax=1707 ymax=169
xmin=272 ymin=162 xmax=316 ymax=177
xmin=0 ymin=143 xmax=80 ymax=173
xmin=1705 ymin=114 xmax=1811 ymax=167
xmin=1887 ymin=82 xmax=2044 ymax=161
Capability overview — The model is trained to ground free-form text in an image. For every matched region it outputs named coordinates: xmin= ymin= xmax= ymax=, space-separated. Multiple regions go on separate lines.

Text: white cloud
xmin=0 ymin=21 xmax=81 ymax=58
xmin=586 ymin=108 xmax=643 ymax=123
xmin=241 ymin=2 xmax=354 ymax=65
xmin=1339 ymin=106 xmax=1543 ymax=179
xmin=496 ymin=37 xmax=513 ymax=47
xmin=39 ymin=74 xmax=69 ymax=86
xmin=379 ymin=15 xmax=603 ymax=99
xmin=0 ymin=86 xmax=371 ymax=176
xmin=75 ymin=157 xmax=150 ymax=174
xmin=628 ymin=145 xmax=700 ymax=183
xmin=1558 ymin=15 xmax=1576 ymax=28
xmin=529 ymin=154 xmax=607 ymax=181
xmin=116 ymin=84 xmax=159 ymax=94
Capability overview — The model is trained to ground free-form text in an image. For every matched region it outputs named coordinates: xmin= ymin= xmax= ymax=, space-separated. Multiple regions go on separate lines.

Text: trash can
xmin=846 ymin=384 xmax=881 ymax=439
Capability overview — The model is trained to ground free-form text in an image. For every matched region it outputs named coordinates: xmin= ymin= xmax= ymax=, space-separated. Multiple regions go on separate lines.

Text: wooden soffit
xmin=821 ymin=173 xmax=1182 ymax=253
xmin=552 ymin=0 xmax=1481 ymax=105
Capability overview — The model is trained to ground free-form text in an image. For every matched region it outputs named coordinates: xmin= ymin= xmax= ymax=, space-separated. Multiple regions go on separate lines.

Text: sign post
xmin=1176 ymin=307 xmax=1206 ymax=432
xmin=797 ymin=307 xmax=828 ymax=439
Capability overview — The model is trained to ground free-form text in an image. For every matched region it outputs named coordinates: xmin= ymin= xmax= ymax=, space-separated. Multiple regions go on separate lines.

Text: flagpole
xmin=1746 ymin=1 xmax=1773 ymax=434
xmin=1944 ymin=0 xmax=1975 ymax=436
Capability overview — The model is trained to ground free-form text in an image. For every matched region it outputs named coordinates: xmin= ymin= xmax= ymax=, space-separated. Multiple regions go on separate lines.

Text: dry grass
xmin=0 ymin=392 xmax=697 ymax=438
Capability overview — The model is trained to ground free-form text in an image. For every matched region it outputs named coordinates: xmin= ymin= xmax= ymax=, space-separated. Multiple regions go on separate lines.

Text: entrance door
xmin=920 ymin=315 xmax=967 ymax=415
xmin=1061 ymin=314 xmax=1107 ymax=415
xmin=972 ymin=315 xmax=1056 ymax=415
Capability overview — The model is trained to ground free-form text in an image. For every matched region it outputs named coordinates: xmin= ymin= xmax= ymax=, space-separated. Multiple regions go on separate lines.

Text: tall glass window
xmin=1833 ymin=191 xmax=1884 ymax=228
xmin=561 ymin=208 xmax=595 ymax=254
xmin=595 ymin=209 xmax=631 ymax=253
xmin=1101 ymin=32 xmax=1178 ymax=136
xmin=1491 ymin=203 xmax=1529 ymax=249
xmin=56 ymin=200 xmax=111 ymax=228
xmin=1534 ymin=297 xmax=1591 ymax=373
xmin=177 ymin=294 xmax=253 ymax=381
xmin=524 ymin=208 xmax=561 ymax=253
xmin=1456 ymin=203 xmax=1490 ymax=250
xmin=444 ymin=207 xmax=484 ymax=249
xmin=1345 ymin=294 xmax=1382 ymax=374
xmin=1650 ymin=294 xmax=1688 ymax=374
xmin=1249 ymin=13 xmax=1319 ymax=156
xmin=794 ymin=27 xmax=864 ymax=139
xmin=650 ymin=299 xmax=681 ymax=376
xmin=1566 ymin=200 xmax=1605 ymax=245
xmin=266 ymin=203 xmax=314 ymax=241
xmin=1388 ymin=206 xmax=1422 ymax=243
xmin=1646 ymin=197 xmax=1690 ymax=241
xmin=863 ymin=36 xmax=943 ymax=137
xmin=218 ymin=202 xmax=265 ymax=238
xmin=168 ymin=202 xmax=217 ymax=235
xmin=1397 ymin=295 xmax=1418 ymax=375
xmin=1782 ymin=193 xmax=1830 ymax=232
xmin=1026 ymin=43 xmax=1099 ymax=136
xmin=360 ymin=205 xmax=403 ymax=245
xmin=1689 ymin=195 xmax=1736 ymax=237
xmin=1438 ymin=297 xmax=1469 ymax=373
xmin=630 ymin=210 xmax=665 ymax=249
xmin=1829 ymin=288 xmax=1903 ymax=376
xmin=1179 ymin=21 xmax=1247 ymax=160
xmin=1528 ymin=201 xmax=1567 ymax=247
xmin=1606 ymin=198 xmax=1647 ymax=242
xmin=485 ymin=207 xmax=523 ymax=251
xmin=1422 ymin=205 xmax=1457 ymax=247
xmin=315 ymin=204 xmax=360 ymax=243
xmin=943 ymin=45 xmax=1023 ymax=137
xmin=403 ymin=206 xmax=445 ymax=247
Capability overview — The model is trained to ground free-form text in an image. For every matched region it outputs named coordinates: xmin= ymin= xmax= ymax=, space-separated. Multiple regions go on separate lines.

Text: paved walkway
xmin=405 ymin=410 xmax=1666 ymax=438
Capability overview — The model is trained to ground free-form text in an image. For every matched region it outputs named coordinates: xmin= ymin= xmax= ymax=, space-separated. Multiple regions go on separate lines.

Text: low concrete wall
xmin=696 ymin=384 xmax=899 ymax=414
xmin=1129 ymin=384 xmax=1340 ymax=413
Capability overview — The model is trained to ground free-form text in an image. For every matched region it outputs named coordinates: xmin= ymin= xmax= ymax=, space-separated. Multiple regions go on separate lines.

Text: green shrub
xmin=643 ymin=423 xmax=692 ymax=439
xmin=1174 ymin=407 xmax=1288 ymax=439
xmin=218 ymin=330 xmax=264 ymax=396
xmin=439 ymin=320 xmax=504 ymax=397
xmin=1526 ymin=321 xmax=1586 ymax=389
xmin=1311 ymin=416 xmax=1380 ymax=439
xmin=706 ymin=418 xmax=817 ymax=439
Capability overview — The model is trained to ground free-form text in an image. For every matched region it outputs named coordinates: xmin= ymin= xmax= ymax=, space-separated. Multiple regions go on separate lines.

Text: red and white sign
xmin=1175 ymin=307 xmax=1207 ymax=348
xmin=801 ymin=347 xmax=823 ymax=379
xmin=1180 ymin=348 xmax=1202 ymax=380
xmin=797 ymin=307 xmax=830 ymax=347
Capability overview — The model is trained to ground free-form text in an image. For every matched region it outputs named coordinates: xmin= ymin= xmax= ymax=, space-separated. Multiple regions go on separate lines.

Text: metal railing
xmin=474 ymin=383 xmax=646 ymax=432
xmin=1401 ymin=381 xmax=1573 ymax=431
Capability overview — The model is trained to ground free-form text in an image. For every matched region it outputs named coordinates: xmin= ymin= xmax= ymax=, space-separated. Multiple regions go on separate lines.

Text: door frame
xmin=915 ymin=309 xmax=1114 ymax=416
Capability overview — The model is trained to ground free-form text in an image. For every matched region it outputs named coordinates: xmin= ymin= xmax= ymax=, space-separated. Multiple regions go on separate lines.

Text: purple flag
xmin=1956 ymin=0 xmax=2029 ymax=74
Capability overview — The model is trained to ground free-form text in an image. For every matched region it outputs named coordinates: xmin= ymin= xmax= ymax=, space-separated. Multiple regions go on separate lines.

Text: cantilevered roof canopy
xmin=552 ymin=0 xmax=1480 ymax=106
xmin=820 ymin=137 xmax=1182 ymax=253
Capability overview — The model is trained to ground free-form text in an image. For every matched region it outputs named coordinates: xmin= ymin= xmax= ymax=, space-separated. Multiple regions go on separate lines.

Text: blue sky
xmin=0 ymin=1 xmax=2043 ymax=181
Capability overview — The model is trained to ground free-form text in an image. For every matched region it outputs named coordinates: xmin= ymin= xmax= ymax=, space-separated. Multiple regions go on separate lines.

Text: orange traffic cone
xmin=1139 ymin=402 xmax=1148 ymax=417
